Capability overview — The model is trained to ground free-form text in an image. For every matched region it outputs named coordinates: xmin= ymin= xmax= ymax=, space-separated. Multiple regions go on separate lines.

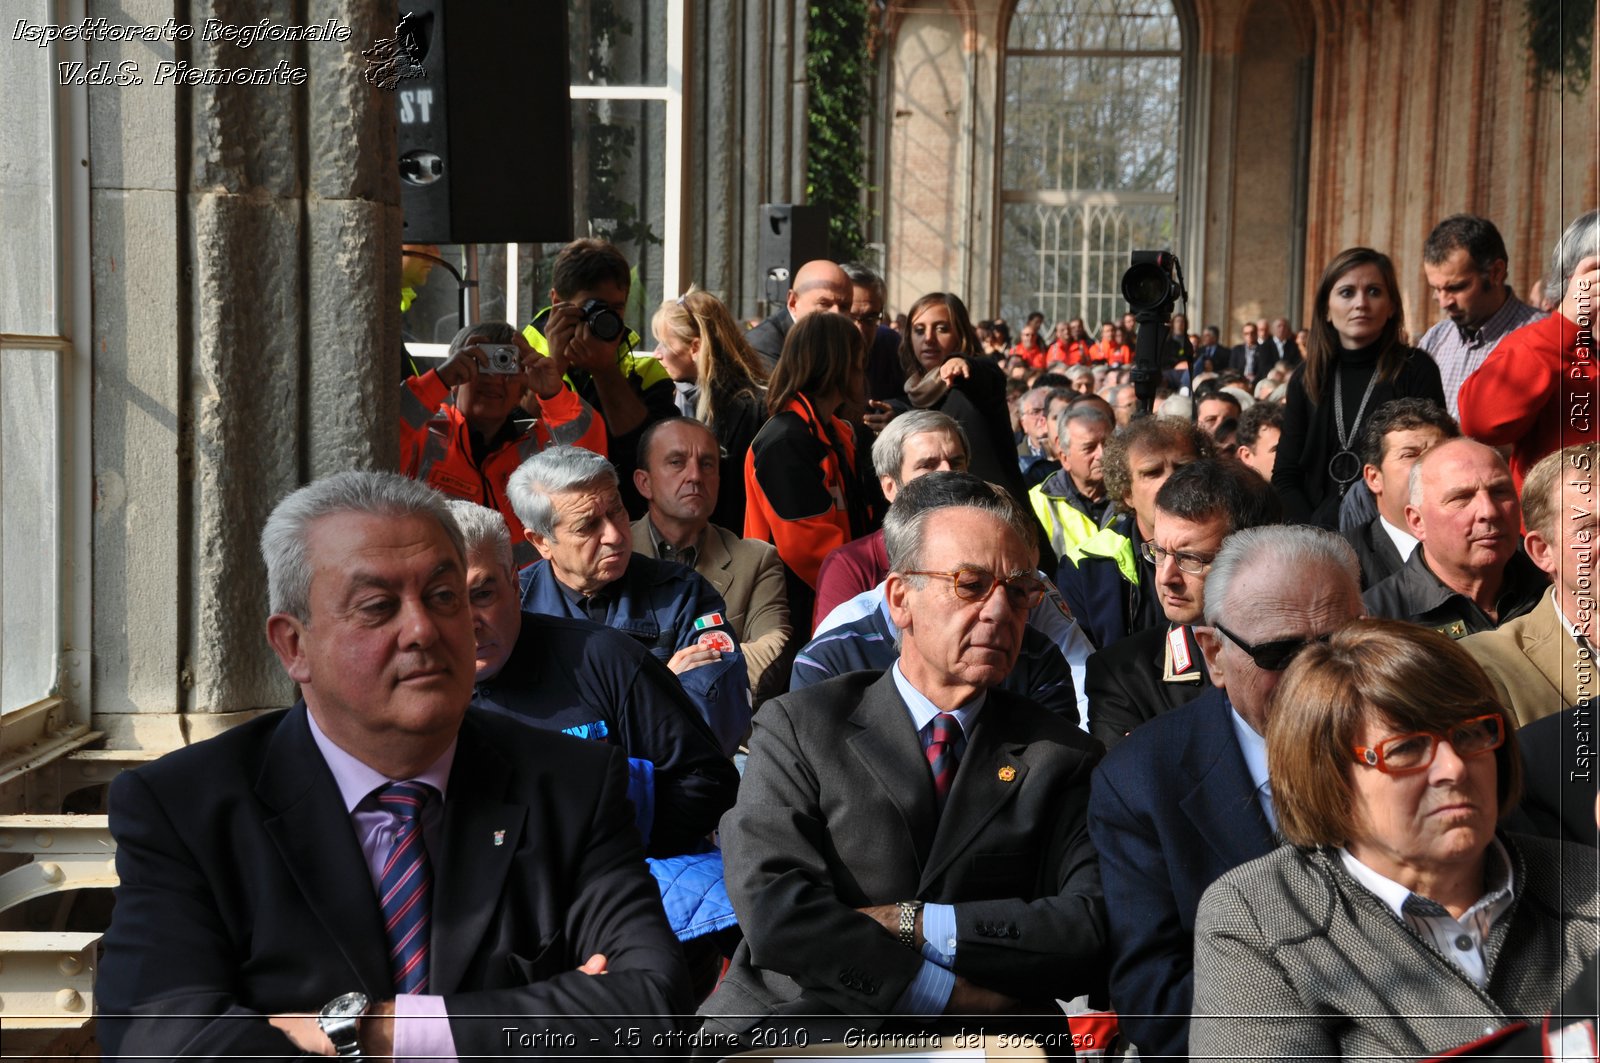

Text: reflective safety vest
xmin=522 ymin=316 xmax=670 ymax=396
xmin=1031 ymin=471 xmax=1115 ymax=560
xmin=1067 ymin=522 xmax=1138 ymax=585
xmin=398 ymin=369 xmax=607 ymax=565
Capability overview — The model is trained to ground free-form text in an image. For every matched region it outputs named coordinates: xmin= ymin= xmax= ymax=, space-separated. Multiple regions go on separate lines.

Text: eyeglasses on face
xmin=901 ymin=568 xmax=1049 ymax=610
xmin=1353 ymin=713 xmax=1505 ymax=775
xmin=1140 ymin=540 xmax=1215 ymax=575
xmin=1212 ymin=622 xmax=1333 ymax=671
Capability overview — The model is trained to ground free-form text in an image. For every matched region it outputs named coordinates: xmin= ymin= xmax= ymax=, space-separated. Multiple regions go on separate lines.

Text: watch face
xmin=324 ymin=991 xmax=370 ymax=1019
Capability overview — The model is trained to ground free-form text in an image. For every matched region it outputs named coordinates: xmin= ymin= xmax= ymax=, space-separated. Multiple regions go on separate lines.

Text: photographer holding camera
xmin=400 ymin=321 xmax=608 ymax=567
xmin=525 ymin=239 xmax=680 ymax=517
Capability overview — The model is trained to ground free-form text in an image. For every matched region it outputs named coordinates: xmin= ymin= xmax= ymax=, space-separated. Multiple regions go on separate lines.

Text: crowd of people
xmin=96 ymin=210 xmax=1600 ymax=1061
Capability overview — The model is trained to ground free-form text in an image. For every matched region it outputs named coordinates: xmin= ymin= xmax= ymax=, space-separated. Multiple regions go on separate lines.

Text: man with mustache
xmin=1362 ymin=438 xmax=1547 ymax=640
xmin=700 ymin=472 xmax=1107 ymax=1048
xmin=511 ymin=445 xmax=750 ymax=755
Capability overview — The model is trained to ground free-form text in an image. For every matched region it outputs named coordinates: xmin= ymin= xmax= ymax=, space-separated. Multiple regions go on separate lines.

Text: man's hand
xmin=267 ymin=1000 xmax=395 ymax=1057
xmin=547 ymin=302 xmax=625 ymax=379
xmin=435 ymin=343 xmax=489 ymax=389
xmin=517 ymin=331 xmax=568 ymax=401
xmin=1560 ymin=256 xmax=1600 ymax=327
xmin=863 ymin=400 xmax=899 ymax=433
xmin=667 ymin=645 xmax=723 ymax=674
xmin=857 ymin=903 xmax=922 ymax=949
xmin=945 ymin=976 xmax=1022 ymax=1015
xmin=578 ymin=953 xmax=609 ymax=975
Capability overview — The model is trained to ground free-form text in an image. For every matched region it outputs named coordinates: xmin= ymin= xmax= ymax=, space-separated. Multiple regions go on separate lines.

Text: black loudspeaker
xmin=394 ymin=1 xmax=572 ymax=244
xmin=757 ymin=204 xmax=831 ymax=306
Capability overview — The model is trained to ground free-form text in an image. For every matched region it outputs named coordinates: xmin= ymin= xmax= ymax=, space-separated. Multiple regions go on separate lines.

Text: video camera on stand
xmin=1120 ymin=251 xmax=1187 ymax=417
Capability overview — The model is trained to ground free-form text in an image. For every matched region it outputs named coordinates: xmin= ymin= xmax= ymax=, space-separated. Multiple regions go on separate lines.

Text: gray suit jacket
xmin=632 ymin=518 xmax=792 ymax=703
xmin=1463 ymin=591 xmax=1593 ymax=726
xmin=1190 ymin=837 xmax=1600 ymax=1062
xmin=701 ymin=670 xmax=1106 ymax=1042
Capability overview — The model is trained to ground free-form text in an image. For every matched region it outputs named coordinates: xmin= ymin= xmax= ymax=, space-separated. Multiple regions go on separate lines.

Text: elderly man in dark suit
xmin=700 ymin=473 xmax=1107 ymax=1046
xmin=1087 ymin=526 xmax=1363 ymax=1061
xmin=97 ymin=471 xmax=688 ymax=1060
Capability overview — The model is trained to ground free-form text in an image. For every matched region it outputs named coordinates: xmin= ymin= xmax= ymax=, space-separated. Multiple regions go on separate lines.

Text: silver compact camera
xmin=480 ymin=343 xmax=521 ymax=375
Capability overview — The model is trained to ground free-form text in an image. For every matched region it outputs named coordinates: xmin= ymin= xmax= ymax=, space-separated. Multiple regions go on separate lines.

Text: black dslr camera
xmin=1120 ymin=251 xmax=1187 ymax=416
xmin=578 ymin=299 xmax=626 ymax=343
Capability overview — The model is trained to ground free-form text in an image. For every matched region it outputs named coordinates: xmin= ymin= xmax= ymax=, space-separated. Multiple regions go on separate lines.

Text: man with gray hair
xmin=1016 ymin=384 xmax=1060 ymax=487
xmin=1363 ymin=437 xmax=1547 ymax=639
xmin=1088 ymin=526 xmax=1364 ymax=1061
xmin=701 ymin=472 xmax=1107 ymax=1046
xmin=812 ymin=409 xmax=970 ymax=624
xmin=448 ymin=499 xmax=736 ymax=856
xmin=98 ymin=471 xmax=688 ymax=1060
xmin=1459 ymin=209 xmax=1600 ymax=494
xmin=510 ymin=445 xmax=750 ymax=754
xmin=1029 ymin=403 xmax=1114 ymax=559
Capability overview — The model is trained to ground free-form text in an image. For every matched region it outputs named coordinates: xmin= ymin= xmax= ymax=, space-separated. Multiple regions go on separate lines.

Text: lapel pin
xmin=493 ymin=830 xmax=506 ymax=847
xmin=997 ymin=766 xmax=1016 ymax=783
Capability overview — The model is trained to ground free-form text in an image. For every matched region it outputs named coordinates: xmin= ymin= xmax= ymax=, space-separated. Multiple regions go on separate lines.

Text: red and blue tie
xmin=927 ymin=713 xmax=961 ymax=805
xmin=377 ymin=781 xmax=435 ymax=994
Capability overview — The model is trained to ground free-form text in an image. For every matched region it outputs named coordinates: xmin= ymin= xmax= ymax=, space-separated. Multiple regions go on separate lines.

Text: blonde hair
xmin=651 ymin=286 xmax=768 ymax=427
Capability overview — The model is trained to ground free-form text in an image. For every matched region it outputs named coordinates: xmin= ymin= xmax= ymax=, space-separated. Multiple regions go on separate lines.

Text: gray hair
xmin=446 ymin=499 xmax=513 ymax=574
xmin=447 ymin=320 xmax=517 ymax=357
xmin=838 ymin=261 xmax=885 ymax=297
xmin=1065 ymin=365 xmax=1094 ymax=384
xmin=1546 ymin=209 xmax=1600 ymax=306
xmin=870 ymin=410 xmax=969 ymax=482
xmin=883 ymin=471 xmax=1035 ymax=573
xmin=1203 ymin=525 xmax=1360 ymax=628
xmin=506 ymin=445 xmax=618 ymax=540
xmin=1055 ymin=402 xmax=1113 ymax=447
xmin=260 ymin=470 xmax=465 ymax=621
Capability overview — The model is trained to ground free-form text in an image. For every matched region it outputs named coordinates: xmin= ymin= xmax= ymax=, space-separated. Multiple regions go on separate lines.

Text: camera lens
xmin=1121 ymin=263 xmax=1172 ymax=312
xmin=580 ymin=299 xmax=625 ymax=343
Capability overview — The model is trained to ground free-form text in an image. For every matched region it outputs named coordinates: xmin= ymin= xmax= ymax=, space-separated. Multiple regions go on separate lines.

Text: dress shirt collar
xmin=1339 ymin=836 xmax=1515 ymax=924
xmin=891 ymin=660 xmax=986 ymax=738
xmin=1228 ymin=699 xmax=1270 ymax=797
xmin=645 ymin=517 xmax=700 ymax=570
xmin=307 ymin=706 xmax=456 ymax=811
xmin=1379 ymin=514 xmax=1420 ymax=562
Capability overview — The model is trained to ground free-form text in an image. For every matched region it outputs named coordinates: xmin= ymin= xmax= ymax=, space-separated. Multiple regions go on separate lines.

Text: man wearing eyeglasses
xmin=1083 ymin=459 xmax=1280 ymax=751
xmin=701 ymin=472 xmax=1107 ymax=1048
xmin=1086 ymin=525 xmax=1364 ymax=1062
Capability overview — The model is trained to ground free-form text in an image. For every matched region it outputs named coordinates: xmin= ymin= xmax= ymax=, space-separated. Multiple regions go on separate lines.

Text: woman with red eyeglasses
xmin=1190 ymin=620 xmax=1596 ymax=1062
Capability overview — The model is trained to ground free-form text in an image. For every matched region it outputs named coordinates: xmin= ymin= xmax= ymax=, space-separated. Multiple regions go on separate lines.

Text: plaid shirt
xmin=1417 ymin=290 xmax=1545 ymax=418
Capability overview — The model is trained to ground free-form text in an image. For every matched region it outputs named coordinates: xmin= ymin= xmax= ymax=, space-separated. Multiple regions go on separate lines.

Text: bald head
xmin=1406 ymin=438 xmax=1520 ymax=580
xmin=788 ymin=261 xmax=852 ymax=320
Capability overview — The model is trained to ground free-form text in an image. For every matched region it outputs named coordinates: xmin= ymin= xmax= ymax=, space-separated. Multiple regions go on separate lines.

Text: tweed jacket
xmin=1463 ymin=590 xmax=1594 ymax=727
xmin=632 ymin=518 xmax=793 ymax=703
xmin=1190 ymin=836 xmax=1600 ymax=1062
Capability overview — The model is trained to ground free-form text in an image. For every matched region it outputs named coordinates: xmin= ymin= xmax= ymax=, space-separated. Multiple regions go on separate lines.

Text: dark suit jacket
xmin=1505 ymin=703 xmax=1600 ymax=846
xmin=97 ymin=705 xmax=689 ymax=1060
xmin=1228 ymin=343 xmax=1272 ymax=380
xmin=1085 ymin=623 xmax=1209 ymax=750
xmin=1343 ymin=513 xmax=1406 ymax=590
xmin=1086 ymin=686 xmax=1277 ymax=1061
xmin=701 ymin=670 xmax=1106 ymax=1042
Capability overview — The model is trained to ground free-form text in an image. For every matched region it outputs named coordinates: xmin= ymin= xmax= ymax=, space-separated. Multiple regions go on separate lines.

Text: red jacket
xmin=1048 ymin=339 xmax=1092 ymax=366
xmin=399 ymin=370 xmax=607 ymax=562
xmin=1457 ymin=312 xmax=1597 ymax=496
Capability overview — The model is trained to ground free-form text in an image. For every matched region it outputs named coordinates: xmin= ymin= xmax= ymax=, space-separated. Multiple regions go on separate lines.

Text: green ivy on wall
xmin=1525 ymin=0 xmax=1594 ymax=93
xmin=806 ymin=0 xmax=870 ymax=261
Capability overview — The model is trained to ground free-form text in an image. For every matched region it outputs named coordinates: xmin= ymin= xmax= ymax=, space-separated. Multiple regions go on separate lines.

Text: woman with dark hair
xmin=1272 ymin=248 xmax=1446 ymax=526
xmin=651 ymin=286 xmax=769 ymax=529
xmin=1190 ymin=620 xmax=1597 ymax=1061
xmin=899 ymin=292 xmax=1031 ymax=514
xmin=744 ymin=312 xmax=876 ymax=630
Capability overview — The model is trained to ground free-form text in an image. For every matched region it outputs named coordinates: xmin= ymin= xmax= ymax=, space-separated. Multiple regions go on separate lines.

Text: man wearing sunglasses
xmin=1087 ymin=526 xmax=1363 ymax=1062
xmin=1084 ymin=459 xmax=1279 ymax=751
xmin=702 ymin=472 xmax=1107 ymax=1048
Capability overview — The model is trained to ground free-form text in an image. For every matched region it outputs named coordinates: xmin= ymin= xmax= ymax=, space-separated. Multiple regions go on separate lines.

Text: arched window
xmin=999 ymin=0 xmax=1183 ymax=330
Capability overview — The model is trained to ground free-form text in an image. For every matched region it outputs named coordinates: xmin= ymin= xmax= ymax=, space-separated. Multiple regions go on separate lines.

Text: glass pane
xmin=1004 ymin=55 xmax=1180 ymax=192
xmin=999 ymin=201 xmax=1176 ymax=325
xmin=571 ymin=98 xmax=666 ymax=322
xmin=569 ymin=0 xmax=669 ymax=86
xmin=0 ymin=0 xmax=57 ymax=334
xmin=1008 ymin=0 xmax=1181 ymax=51
xmin=1 ymin=348 xmax=61 ymax=712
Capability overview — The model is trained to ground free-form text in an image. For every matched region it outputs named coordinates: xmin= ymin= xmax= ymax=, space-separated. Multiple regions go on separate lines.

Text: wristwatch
xmin=317 ymin=991 xmax=370 ymax=1059
xmin=896 ymin=900 xmax=924 ymax=949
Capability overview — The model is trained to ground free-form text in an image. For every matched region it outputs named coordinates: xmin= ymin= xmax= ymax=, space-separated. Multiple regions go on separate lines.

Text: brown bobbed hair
xmin=898 ymin=292 xmax=984 ymax=378
xmin=1302 ymin=247 xmax=1408 ymax=406
xmin=766 ymin=311 xmax=866 ymax=417
xmin=1267 ymin=618 xmax=1522 ymax=849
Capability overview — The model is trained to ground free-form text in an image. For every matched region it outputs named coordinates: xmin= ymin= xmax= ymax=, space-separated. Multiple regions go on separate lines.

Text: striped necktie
xmin=927 ymin=713 xmax=962 ymax=805
xmin=377 ymin=781 xmax=435 ymax=994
